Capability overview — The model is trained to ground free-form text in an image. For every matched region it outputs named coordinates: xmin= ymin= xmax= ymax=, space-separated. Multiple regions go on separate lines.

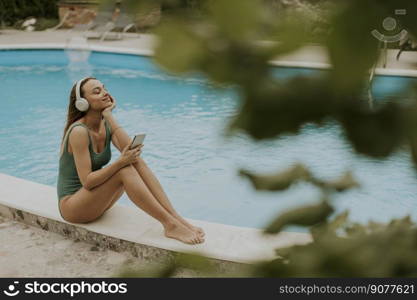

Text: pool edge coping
xmin=0 ymin=173 xmax=313 ymax=267
xmin=0 ymin=202 xmax=249 ymax=274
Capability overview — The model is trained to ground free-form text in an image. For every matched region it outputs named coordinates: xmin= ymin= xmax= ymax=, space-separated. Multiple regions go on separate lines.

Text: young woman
xmin=57 ymin=77 xmax=205 ymax=245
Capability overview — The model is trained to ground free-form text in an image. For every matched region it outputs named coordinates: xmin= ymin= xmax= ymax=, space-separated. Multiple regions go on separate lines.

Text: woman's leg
xmin=132 ymin=157 xmax=205 ymax=236
xmin=60 ymin=165 xmax=204 ymax=244
xmin=103 ymin=185 xmax=124 ymax=212
xmin=60 ymin=177 xmax=123 ymax=223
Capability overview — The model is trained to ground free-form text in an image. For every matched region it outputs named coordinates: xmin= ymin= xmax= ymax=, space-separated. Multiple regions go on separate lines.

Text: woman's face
xmin=81 ymin=79 xmax=112 ymax=111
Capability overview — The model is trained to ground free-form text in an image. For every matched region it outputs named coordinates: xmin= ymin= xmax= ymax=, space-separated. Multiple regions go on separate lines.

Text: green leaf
xmin=310 ymin=171 xmax=360 ymax=192
xmin=264 ymin=200 xmax=334 ymax=234
xmin=174 ymin=252 xmax=214 ymax=273
xmin=327 ymin=0 xmax=380 ymax=93
xmin=339 ymin=102 xmax=405 ymax=157
xmin=239 ymin=164 xmax=311 ymax=191
xmin=327 ymin=211 xmax=349 ymax=231
xmin=208 ymin=0 xmax=261 ymax=40
xmin=226 ymin=76 xmax=335 ymax=140
xmin=262 ymin=10 xmax=311 ymax=57
xmin=153 ymin=21 xmax=206 ymax=73
xmin=310 ymin=210 xmax=350 ymax=239
xmin=275 ymin=246 xmax=293 ymax=259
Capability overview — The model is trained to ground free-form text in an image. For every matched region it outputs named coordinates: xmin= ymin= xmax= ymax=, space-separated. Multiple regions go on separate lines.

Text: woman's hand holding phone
xmin=118 ymin=144 xmax=144 ymax=168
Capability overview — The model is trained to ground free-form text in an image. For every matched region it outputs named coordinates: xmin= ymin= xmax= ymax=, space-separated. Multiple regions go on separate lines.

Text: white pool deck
xmin=0 ymin=29 xmax=415 ymax=267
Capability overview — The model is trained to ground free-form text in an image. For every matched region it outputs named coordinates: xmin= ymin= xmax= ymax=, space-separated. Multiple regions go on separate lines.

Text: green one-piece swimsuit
xmin=57 ymin=120 xmax=112 ymax=218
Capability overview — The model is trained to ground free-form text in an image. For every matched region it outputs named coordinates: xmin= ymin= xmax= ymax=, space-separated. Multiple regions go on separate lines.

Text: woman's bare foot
xmin=163 ymin=221 xmax=204 ymax=245
xmin=175 ymin=215 xmax=205 ymax=238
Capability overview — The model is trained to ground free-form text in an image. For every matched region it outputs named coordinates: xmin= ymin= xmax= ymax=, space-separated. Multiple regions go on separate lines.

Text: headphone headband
xmin=75 ymin=77 xmax=89 ymax=101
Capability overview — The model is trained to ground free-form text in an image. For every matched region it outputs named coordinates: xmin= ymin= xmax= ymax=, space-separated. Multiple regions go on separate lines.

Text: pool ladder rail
xmin=367 ymin=40 xmax=389 ymax=110
xmin=367 ymin=35 xmax=414 ymax=110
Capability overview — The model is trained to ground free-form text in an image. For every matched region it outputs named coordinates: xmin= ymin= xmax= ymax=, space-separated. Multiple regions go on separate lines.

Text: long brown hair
xmin=59 ymin=77 xmax=96 ymax=156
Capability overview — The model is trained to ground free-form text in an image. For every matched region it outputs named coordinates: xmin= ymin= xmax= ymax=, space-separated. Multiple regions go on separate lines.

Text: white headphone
xmin=74 ymin=77 xmax=90 ymax=112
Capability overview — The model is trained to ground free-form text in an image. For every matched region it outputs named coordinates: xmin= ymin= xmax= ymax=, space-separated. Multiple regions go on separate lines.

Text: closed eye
xmin=92 ymin=85 xmax=106 ymax=94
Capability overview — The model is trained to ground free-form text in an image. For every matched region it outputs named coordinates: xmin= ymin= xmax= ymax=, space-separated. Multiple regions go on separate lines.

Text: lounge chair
xmin=70 ymin=0 xmax=117 ymax=34
xmin=89 ymin=0 xmax=139 ymax=42
xmin=85 ymin=18 xmax=117 ymax=41
xmin=48 ymin=13 xmax=68 ymax=31
xmin=99 ymin=13 xmax=138 ymax=41
xmin=72 ymin=11 xmax=114 ymax=35
xmin=47 ymin=9 xmax=89 ymax=31
xmin=46 ymin=10 xmax=71 ymax=31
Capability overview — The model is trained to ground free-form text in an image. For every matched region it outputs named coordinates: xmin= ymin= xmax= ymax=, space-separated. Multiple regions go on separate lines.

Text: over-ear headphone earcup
xmin=75 ymin=97 xmax=89 ymax=112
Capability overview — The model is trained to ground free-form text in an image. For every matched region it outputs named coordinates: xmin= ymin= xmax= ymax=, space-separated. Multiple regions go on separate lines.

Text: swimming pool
xmin=1 ymin=49 xmax=417 ymax=231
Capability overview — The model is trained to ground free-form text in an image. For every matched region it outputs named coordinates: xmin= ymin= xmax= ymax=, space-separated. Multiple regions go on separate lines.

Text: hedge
xmin=0 ymin=0 xmax=59 ymax=26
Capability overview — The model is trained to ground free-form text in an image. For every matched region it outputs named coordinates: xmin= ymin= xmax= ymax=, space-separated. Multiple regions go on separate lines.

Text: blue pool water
xmin=1 ymin=49 xmax=417 ymax=231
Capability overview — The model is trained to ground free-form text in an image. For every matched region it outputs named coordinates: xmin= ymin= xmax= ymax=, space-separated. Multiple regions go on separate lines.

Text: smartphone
xmin=129 ymin=134 xmax=146 ymax=149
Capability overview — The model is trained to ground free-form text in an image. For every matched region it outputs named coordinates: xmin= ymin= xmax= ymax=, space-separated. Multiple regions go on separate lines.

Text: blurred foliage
xmin=265 ymin=199 xmax=334 ymax=234
xmin=254 ymin=216 xmax=417 ymax=277
xmin=0 ymin=0 xmax=59 ymax=27
xmin=239 ymin=164 xmax=359 ymax=192
xmin=114 ymin=0 xmax=417 ymax=277
xmin=115 ymin=252 xmax=251 ymax=278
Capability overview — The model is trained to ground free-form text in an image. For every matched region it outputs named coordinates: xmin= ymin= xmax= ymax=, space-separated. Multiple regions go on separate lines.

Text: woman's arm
xmin=69 ymin=126 xmax=124 ymax=190
xmin=104 ymin=114 xmax=133 ymax=152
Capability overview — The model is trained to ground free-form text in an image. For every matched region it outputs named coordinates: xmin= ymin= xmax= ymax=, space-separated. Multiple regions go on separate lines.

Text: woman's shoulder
xmin=68 ymin=125 xmax=89 ymax=143
xmin=59 ymin=122 xmax=89 ymax=156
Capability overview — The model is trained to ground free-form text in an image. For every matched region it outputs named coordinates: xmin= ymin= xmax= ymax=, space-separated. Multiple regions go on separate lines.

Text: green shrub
xmin=33 ymin=17 xmax=59 ymax=30
xmin=0 ymin=0 xmax=59 ymax=27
